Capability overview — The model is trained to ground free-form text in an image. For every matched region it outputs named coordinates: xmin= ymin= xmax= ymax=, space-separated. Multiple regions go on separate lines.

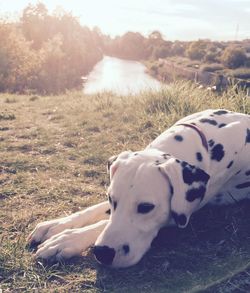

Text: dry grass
xmin=0 ymin=81 xmax=250 ymax=292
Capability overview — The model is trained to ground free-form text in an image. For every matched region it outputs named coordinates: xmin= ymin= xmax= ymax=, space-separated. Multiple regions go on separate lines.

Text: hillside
xmin=0 ymin=82 xmax=250 ymax=292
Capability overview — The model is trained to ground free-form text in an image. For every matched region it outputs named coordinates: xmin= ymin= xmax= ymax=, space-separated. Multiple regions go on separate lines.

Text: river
xmin=84 ymin=56 xmax=162 ymax=95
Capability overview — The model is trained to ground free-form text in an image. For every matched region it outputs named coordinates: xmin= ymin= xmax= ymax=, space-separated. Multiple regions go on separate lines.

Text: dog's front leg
xmin=35 ymin=220 xmax=109 ymax=261
xmin=28 ymin=201 xmax=109 ymax=245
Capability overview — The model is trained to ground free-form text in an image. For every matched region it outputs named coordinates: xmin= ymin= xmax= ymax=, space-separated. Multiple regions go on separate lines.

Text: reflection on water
xmin=84 ymin=56 xmax=162 ymax=95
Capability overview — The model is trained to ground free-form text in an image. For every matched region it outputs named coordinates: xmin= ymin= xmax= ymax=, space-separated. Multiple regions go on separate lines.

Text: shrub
xmin=245 ymin=58 xmax=250 ymax=68
xmin=221 ymin=46 xmax=247 ymax=69
xmin=203 ymin=52 xmax=219 ymax=63
xmin=186 ymin=40 xmax=207 ymax=60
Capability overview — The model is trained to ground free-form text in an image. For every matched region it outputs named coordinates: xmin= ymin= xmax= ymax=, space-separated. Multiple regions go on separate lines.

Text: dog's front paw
xmin=28 ymin=218 xmax=72 ymax=246
xmin=35 ymin=228 xmax=89 ymax=261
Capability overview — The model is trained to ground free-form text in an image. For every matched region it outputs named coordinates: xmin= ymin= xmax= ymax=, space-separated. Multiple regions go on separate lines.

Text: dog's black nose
xmin=93 ymin=245 xmax=115 ymax=265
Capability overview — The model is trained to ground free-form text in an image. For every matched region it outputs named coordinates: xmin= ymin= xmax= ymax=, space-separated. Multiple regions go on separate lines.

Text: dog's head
xmin=93 ymin=149 xmax=210 ymax=268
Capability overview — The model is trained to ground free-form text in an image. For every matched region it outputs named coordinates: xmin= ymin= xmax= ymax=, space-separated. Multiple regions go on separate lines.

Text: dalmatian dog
xmin=28 ymin=109 xmax=250 ymax=268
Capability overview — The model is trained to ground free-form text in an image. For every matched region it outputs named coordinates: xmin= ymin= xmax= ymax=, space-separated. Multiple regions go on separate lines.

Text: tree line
xmin=0 ymin=3 xmax=103 ymax=94
xmin=0 ymin=2 xmax=249 ymax=94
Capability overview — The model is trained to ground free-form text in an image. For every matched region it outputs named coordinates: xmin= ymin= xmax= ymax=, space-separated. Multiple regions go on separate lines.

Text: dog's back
xmin=149 ymin=109 xmax=250 ymax=205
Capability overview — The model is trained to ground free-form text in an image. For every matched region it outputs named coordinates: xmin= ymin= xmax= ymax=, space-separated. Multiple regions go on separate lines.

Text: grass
xmin=228 ymin=68 xmax=250 ymax=80
xmin=0 ymin=81 xmax=250 ymax=292
xmin=200 ymin=63 xmax=225 ymax=73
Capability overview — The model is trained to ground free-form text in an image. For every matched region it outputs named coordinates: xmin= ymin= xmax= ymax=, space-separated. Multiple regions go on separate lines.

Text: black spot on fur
xmin=200 ymin=118 xmax=217 ymax=126
xmin=174 ymin=135 xmax=183 ymax=142
xmin=213 ymin=110 xmax=229 ymax=115
xmin=208 ymin=139 xmax=215 ymax=147
xmin=235 ymin=170 xmax=241 ymax=175
xmin=186 ymin=186 xmax=206 ymax=202
xmin=196 ymin=152 xmax=203 ymax=162
xmin=122 ymin=245 xmax=130 ymax=255
xmin=235 ymin=182 xmax=250 ymax=189
xmin=172 ymin=211 xmax=187 ymax=227
xmin=181 ymin=161 xmax=210 ymax=185
xmin=176 ymin=159 xmax=180 ymax=163
xmin=246 ymin=129 xmax=250 ymax=144
xmin=210 ymin=144 xmax=225 ymax=161
xmin=227 ymin=160 xmax=234 ymax=168
xmin=170 ymin=184 xmax=174 ymax=195
xmin=191 ymin=122 xmax=196 ymax=125
xmin=218 ymin=123 xmax=227 ymax=128
xmin=109 ymin=196 xmax=117 ymax=211
xmin=105 ymin=209 xmax=111 ymax=215
xmin=245 ymin=170 xmax=250 ymax=176
xmin=162 ymin=153 xmax=170 ymax=160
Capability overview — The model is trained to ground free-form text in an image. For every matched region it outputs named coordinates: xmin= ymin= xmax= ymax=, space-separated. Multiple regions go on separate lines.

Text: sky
xmin=0 ymin=0 xmax=250 ymax=41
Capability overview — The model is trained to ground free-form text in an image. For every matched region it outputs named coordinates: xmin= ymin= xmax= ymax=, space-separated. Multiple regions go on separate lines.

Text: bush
xmin=203 ymin=52 xmax=219 ymax=63
xmin=186 ymin=40 xmax=207 ymax=60
xmin=245 ymin=58 xmax=250 ymax=68
xmin=221 ymin=46 xmax=247 ymax=69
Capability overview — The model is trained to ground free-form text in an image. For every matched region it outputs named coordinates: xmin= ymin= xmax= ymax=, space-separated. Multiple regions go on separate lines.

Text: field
xmin=0 ymin=81 xmax=250 ymax=292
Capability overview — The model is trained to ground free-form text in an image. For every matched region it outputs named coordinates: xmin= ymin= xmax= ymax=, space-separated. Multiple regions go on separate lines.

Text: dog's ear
xmin=107 ymin=151 xmax=132 ymax=180
xmin=107 ymin=155 xmax=118 ymax=180
xmin=107 ymin=155 xmax=118 ymax=172
xmin=158 ymin=157 xmax=210 ymax=228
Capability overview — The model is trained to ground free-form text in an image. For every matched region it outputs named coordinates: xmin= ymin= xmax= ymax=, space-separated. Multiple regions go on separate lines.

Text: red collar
xmin=176 ymin=123 xmax=208 ymax=151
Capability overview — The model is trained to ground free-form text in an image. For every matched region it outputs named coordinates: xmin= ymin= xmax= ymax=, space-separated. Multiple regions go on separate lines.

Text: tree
xmin=186 ymin=40 xmax=208 ymax=60
xmin=171 ymin=41 xmax=185 ymax=56
xmin=113 ymin=32 xmax=147 ymax=60
xmin=21 ymin=2 xmax=50 ymax=49
xmin=0 ymin=23 xmax=38 ymax=92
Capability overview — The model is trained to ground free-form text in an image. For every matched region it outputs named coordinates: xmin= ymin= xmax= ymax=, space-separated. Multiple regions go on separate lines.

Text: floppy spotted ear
xmin=107 ymin=151 xmax=132 ymax=180
xmin=158 ymin=157 xmax=210 ymax=228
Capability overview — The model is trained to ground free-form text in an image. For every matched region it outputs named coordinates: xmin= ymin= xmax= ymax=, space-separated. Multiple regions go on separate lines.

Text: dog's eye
xmin=108 ymin=195 xmax=117 ymax=210
xmin=137 ymin=203 xmax=155 ymax=214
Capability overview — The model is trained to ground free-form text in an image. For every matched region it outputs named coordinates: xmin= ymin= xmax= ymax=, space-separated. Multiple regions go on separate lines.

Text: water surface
xmin=84 ymin=56 xmax=162 ymax=95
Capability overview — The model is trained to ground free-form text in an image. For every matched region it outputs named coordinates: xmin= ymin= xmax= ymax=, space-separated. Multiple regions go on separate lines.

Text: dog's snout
xmin=93 ymin=245 xmax=115 ymax=265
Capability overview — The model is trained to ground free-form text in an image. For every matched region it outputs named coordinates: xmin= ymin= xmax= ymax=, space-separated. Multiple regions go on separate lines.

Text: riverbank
xmin=146 ymin=58 xmax=250 ymax=93
xmin=1 ymin=82 xmax=250 ymax=292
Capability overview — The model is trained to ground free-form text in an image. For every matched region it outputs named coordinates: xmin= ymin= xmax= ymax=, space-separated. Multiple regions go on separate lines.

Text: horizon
xmin=0 ymin=0 xmax=249 ymax=41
